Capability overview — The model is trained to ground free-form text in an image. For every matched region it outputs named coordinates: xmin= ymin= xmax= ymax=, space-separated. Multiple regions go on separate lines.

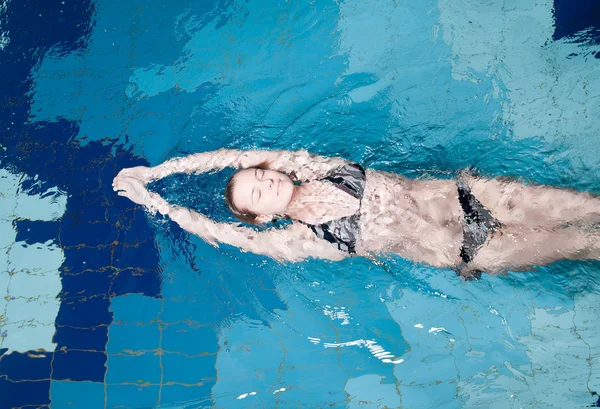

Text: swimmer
xmin=113 ymin=149 xmax=600 ymax=279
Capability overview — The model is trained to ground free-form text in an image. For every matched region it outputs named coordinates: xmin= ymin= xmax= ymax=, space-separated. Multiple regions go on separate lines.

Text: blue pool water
xmin=1 ymin=0 xmax=600 ymax=408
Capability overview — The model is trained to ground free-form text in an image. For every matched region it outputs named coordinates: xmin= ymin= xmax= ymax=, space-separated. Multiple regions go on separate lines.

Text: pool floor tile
xmin=58 ymin=270 xmax=112 ymax=300
xmin=111 ymin=240 xmax=158 ymax=272
xmin=110 ymin=267 xmax=161 ymax=298
xmin=105 ymin=352 xmax=161 ymax=385
xmin=0 ymin=377 xmax=51 ymax=408
xmin=50 ymin=380 xmax=105 ymax=409
xmin=109 ymin=293 xmax=162 ymax=325
xmin=61 ymin=246 xmax=112 ymax=276
xmin=9 ymin=269 xmax=62 ymax=300
xmin=52 ymin=325 xmax=108 ymax=351
xmin=0 ymin=271 xmax=11 ymax=297
xmin=8 ymin=242 xmax=64 ymax=275
xmin=0 ymin=351 xmax=52 ymax=381
xmin=162 ymin=322 xmax=218 ymax=356
xmin=107 ymin=322 xmax=160 ymax=354
xmin=55 ymin=297 xmax=112 ymax=328
xmin=1 ymin=321 xmax=58 ymax=354
xmin=14 ymin=219 xmax=60 ymax=246
xmin=159 ymin=383 xmax=214 ymax=406
xmin=0 ymin=220 xmax=16 ymax=249
xmin=5 ymin=296 xmax=61 ymax=325
xmin=105 ymin=384 xmax=159 ymax=409
xmin=52 ymin=350 xmax=107 ymax=383
xmin=161 ymin=352 xmax=215 ymax=385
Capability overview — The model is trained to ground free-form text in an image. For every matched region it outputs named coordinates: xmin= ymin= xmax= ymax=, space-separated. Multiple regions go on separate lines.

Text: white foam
xmin=428 ymin=327 xmax=447 ymax=334
xmin=236 ymin=391 xmax=257 ymax=400
xmin=317 ymin=338 xmax=404 ymax=365
xmin=0 ymin=0 xmax=10 ymax=51
xmin=322 ymin=305 xmax=351 ymax=325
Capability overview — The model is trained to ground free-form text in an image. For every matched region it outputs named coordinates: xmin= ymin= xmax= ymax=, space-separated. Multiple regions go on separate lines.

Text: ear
xmin=254 ymin=214 xmax=271 ymax=224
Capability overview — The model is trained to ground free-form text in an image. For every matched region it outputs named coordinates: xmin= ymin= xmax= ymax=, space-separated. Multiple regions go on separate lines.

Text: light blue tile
xmin=107 ymin=323 xmax=160 ymax=354
xmin=110 ymin=294 xmax=161 ymax=325
xmin=0 ymin=170 xmax=19 ymax=220
xmin=106 ymin=353 xmax=161 ymax=385
xmin=0 ymin=220 xmax=15 ymax=248
xmin=159 ymin=383 xmax=213 ymax=406
xmin=15 ymin=186 xmax=67 ymax=221
xmin=162 ymin=322 xmax=218 ymax=356
xmin=162 ymin=353 xmax=215 ymax=385
xmin=346 ymin=374 xmax=401 ymax=409
xmin=400 ymin=381 xmax=462 ymax=409
xmin=5 ymin=297 xmax=60 ymax=325
xmin=9 ymin=270 xmax=61 ymax=299
xmin=0 ymin=251 xmax=8 ymax=275
xmin=1 ymin=320 xmax=57 ymax=353
xmin=106 ymin=385 xmax=159 ymax=409
xmin=50 ymin=381 xmax=105 ymax=409
xmin=159 ymin=298 xmax=214 ymax=325
xmin=8 ymin=242 xmax=64 ymax=274
xmin=0 ymin=271 xmax=10 ymax=298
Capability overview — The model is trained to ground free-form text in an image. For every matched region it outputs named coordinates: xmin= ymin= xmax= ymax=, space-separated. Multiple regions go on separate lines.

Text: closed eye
xmin=251 ymin=188 xmax=261 ymax=203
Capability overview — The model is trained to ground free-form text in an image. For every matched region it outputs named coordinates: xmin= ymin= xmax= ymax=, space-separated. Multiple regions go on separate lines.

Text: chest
xmin=292 ymin=181 xmax=361 ymax=225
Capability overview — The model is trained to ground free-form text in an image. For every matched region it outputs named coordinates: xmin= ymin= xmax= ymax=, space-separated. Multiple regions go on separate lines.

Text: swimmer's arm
xmin=143 ymin=149 xmax=349 ymax=182
xmin=112 ymin=176 xmax=347 ymax=261
xmin=145 ymin=193 xmax=346 ymax=262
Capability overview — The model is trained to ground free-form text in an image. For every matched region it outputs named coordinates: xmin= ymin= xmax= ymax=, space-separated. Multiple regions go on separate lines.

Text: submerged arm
xmin=142 ymin=148 xmax=349 ymax=182
xmin=156 ymin=196 xmax=346 ymax=262
xmin=113 ymin=177 xmax=347 ymax=262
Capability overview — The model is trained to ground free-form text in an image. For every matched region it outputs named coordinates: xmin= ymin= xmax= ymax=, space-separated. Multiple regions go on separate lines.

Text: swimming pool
xmin=1 ymin=0 xmax=599 ymax=407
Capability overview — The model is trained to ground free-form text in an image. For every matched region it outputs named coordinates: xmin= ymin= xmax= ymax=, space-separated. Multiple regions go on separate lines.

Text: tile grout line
xmin=48 ymin=346 xmax=57 ymax=408
xmin=1 ymin=190 xmax=17 ymax=350
xmin=157 ymin=297 xmax=165 ymax=406
xmin=105 ymin=260 xmax=117 ymax=409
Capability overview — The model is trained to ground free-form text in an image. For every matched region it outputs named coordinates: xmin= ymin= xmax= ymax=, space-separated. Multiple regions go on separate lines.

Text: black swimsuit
xmin=304 ymin=164 xmax=366 ymax=254
xmin=305 ymin=165 xmax=497 ymax=277
xmin=455 ymin=174 xmax=501 ymax=278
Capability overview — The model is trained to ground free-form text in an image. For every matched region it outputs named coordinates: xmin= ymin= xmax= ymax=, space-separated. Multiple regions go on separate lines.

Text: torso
xmin=290 ymin=168 xmax=464 ymax=267
xmin=358 ymin=169 xmax=464 ymax=267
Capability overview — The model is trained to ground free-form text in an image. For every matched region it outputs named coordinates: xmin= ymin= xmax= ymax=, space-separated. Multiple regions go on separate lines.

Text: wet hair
xmin=224 ymin=162 xmax=271 ymax=224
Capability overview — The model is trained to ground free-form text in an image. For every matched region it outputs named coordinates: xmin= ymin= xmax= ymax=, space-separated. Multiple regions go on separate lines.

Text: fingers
xmin=115 ymin=166 xmax=151 ymax=185
xmin=113 ymin=178 xmax=125 ymax=192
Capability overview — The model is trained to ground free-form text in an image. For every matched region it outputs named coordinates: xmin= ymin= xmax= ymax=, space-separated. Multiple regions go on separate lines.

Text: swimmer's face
xmin=231 ymin=168 xmax=295 ymax=219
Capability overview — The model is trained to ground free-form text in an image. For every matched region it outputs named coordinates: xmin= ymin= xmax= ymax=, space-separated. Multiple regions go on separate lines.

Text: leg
xmin=469 ymin=225 xmax=598 ymax=272
xmin=466 ymin=176 xmax=600 ymax=229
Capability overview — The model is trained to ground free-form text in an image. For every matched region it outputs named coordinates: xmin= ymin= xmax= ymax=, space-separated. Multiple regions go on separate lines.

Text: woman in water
xmin=113 ymin=149 xmax=600 ymax=278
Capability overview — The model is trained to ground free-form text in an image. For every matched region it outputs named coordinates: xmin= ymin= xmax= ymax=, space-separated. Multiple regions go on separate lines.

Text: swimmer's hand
xmin=112 ymin=175 xmax=149 ymax=205
xmin=112 ymin=174 xmax=169 ymax=215
xmin=114 ymin=166 xmax=153 ymax=185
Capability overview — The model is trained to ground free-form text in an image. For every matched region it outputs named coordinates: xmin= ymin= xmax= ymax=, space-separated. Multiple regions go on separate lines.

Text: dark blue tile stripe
xmin=0 ymin=0 xmax=163 ymax=406
xmin=0 ymin=352 xmax=52 ymax=382
xmin=553 ymin=0 xmax=600 ymax=45
xmin=0 ymin=378 xmax=51 ymax=409
xmin=14 ymin=220 xmax=60 ymax=246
